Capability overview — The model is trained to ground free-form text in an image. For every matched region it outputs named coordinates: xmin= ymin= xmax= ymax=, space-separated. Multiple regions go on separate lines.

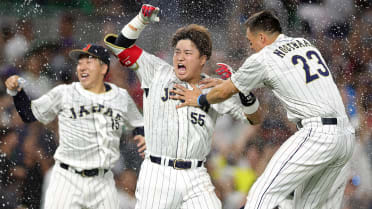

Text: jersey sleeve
xmin=121 ymin=90 xmax=144 ymax=130
xmin=135 ymin=51 xmax=172 ymax=87
xmin=231 ymin=55 xmax=267 ymax=95
xmin=31 ymin=85 xmax=65 ymax=125
xmin=213 ymin=94 xmax=250 ymax=124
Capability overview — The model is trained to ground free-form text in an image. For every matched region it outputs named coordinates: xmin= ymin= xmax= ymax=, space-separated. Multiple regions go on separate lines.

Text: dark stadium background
xmin=0 ymin=0 xmax=371 ymax=208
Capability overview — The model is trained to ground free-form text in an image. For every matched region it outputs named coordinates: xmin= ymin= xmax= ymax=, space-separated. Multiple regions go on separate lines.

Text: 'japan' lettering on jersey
xmin=232 ymin=34 xmax=347 ymax=122
xmin=134 ymin=51 xmax=248 ymax=161
xmin=31 ymin=82 xmax=144 ymax=169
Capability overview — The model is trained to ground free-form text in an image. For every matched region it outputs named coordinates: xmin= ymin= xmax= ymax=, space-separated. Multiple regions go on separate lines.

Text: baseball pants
xmin=44 ymin=161 xmax=118 ymax=209
xmin=135 ymin=157 xmax=222 ymax=209
xmin=277 ymin=162 xmax=350 ymax=209
xmin=244 ymin=117 xmax=355 ymax=209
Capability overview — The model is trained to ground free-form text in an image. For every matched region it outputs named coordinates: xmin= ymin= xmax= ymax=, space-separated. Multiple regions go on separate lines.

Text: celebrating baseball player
xmin=171 ymin=10 xmax=356 ymax=209
xmin=104 ymin=4 xmax=262 ymax=209
xmin=4 ymin=44 xmax=145 ymax=209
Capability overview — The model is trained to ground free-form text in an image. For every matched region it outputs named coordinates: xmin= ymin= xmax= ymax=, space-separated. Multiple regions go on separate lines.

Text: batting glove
xmin=215 ymin=63 xmax=234 ymax=80
xmin=138 ymin=4 xmax=160 ymax=24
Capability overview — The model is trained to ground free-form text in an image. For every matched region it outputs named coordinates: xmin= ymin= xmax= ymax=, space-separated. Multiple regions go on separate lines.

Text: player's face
xmin=76 ymin=56 xmax=106 ymax=91
xmin=173 ymin=39 xmax=206 ymax=84
xmin=246 ymin=28 xmax=265 ymax=53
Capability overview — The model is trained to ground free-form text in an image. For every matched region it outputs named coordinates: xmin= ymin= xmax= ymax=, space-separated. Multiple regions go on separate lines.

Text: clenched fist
xmin=5 ymin=75 xmax=21 ymax=91
xmin=138 ymin=4 xmax=160 ymax=24
xmin=5 ymin=75 xmax=26 ymax=96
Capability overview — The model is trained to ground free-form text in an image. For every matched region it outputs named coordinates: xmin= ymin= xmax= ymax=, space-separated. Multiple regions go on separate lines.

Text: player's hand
xmin=5 ymin=76 xmax=27 ymax=96
xmin=215 ymin=63 xmax=234 ymax=80
xmin=134 ymin=135 xmax=146 ymax=158
xmin=199 ymin=77 xmax=223 ymax=89
xmin=170 ymin=84 xmax=201 ymax=108
xmin=5 ymin=75 xmax=21 ymax=91
xmin=138 ymin=4 xmax=160 ymax=24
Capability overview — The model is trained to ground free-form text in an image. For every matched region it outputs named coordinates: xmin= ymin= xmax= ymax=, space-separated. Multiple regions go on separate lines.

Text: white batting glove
xmin=6 ymin=77 xmax=26 ymax=96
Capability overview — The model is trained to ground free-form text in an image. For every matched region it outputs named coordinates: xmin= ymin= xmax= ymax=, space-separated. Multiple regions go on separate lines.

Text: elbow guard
xmin=104 ymin=34 xmax=143 ymax=69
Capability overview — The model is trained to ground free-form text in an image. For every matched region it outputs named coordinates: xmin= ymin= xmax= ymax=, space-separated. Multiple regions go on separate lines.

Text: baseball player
xmin=171 ymin=10 xmax=355 ymax=209
xmin=4 ymin=44 xmax=145 ymax=209
xmin=103 ymin=4 xmax=262 ymax=209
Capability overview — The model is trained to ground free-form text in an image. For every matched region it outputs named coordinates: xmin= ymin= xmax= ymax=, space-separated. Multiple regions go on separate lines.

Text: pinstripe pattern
xmin=44 ymin=163 xmax=118 ymax=209
xmin=135 ymin=159 xmax=221 ymax=209
xmin=244 ymin=117 xmax=354 ymax=209
xmin=136 ymin=52 xmax=247 ymax=160
xmin=134 ymin=51 xmax=248 ymax=208
xmin=32 ymin=82 xmax=143 ymax=169
xmin=31 ymin=82 xmax=143 ymax=209
xmin=230 ymin=35 xmax=355 ymax=209
xmin=231 ymin=35 xmax=346 ymax=123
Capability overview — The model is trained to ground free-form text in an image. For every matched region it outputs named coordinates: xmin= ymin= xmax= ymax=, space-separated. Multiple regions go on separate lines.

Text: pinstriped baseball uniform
xmin=231 ymin=34 xmax=355 ymax=209
xmin=31 ymin=82 xmax=144 ymax=209
xmin=133 ymin=51 xmax=248 ymax=209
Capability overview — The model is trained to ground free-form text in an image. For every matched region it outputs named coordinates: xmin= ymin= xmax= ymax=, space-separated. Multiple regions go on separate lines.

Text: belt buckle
xmin=173 ymin=159 xmax=185 ymax=170
xmin=81 ymin=170 xmax=86 ymax=177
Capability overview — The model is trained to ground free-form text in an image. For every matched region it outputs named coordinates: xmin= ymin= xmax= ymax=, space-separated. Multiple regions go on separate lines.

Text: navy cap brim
xmin=69 ymin=49 xmax=100 ymax=62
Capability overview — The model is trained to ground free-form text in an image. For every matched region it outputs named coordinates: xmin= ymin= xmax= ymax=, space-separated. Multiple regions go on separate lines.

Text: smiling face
xmin=173 ymin=39 xmax=206 ymax=84
xmin=76 ymin=56 xmax=107 ymax=92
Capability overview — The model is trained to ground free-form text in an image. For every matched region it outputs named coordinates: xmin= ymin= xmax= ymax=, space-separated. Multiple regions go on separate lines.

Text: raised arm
xmin=104 ymin=4 xmax=160 ymax=69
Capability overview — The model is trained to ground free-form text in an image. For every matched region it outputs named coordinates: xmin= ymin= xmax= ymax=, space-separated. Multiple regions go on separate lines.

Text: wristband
xmin=242 ymin=99 xmax=259 ymax=114
xmin=122 ymin=15 xmax=147 ymax=39
xmin=197 ymin=94 xmax=209 ymax=107
xmin=238 ymin=92 xmax=256 ymax=106
xmin=7 ymin=89 xmax=18 ymax=96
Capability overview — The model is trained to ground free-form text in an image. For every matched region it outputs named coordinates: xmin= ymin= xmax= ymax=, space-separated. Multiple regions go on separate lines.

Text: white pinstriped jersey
xmin=231 ymin=34 xmax=347 ymax=123
xmin=135 ymin=51 xmax=248 ymax=160
xmin=31 ymin=82 xmax=144 ymax=169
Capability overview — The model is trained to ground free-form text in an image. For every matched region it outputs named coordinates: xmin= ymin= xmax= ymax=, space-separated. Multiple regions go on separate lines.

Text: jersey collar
xmin=75 ymin=82 xmax=118 ymax=100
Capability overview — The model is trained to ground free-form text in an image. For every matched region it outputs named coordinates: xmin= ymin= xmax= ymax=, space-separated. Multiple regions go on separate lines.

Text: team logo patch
xmin=83 ymin=44 xmax=92 ymax=51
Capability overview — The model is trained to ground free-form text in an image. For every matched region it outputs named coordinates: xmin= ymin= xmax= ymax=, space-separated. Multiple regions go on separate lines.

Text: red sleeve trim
xmin=117 ymin=45 xmax=143 ymax=67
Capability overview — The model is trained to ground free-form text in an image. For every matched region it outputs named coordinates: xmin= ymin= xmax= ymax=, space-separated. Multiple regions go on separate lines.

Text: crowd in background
xmin=0 ymin=0 xmax=371 ymax=209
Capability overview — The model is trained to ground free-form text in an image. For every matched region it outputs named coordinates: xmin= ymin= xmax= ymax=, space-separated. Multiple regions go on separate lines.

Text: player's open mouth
xmin=81 ymin=73 xmax=89 ymax=80
xmin=177 ymin=64 xmax=186 ymax=75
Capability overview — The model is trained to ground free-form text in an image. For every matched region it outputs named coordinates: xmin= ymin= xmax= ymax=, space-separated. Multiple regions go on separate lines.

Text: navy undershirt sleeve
xmin=114 ymin=34 xmax=136 ymax=48
xmin=13 ymin=89 xmax=36 ymax=123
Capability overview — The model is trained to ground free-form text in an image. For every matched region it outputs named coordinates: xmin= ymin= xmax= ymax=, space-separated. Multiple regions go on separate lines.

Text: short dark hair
xmin=171 ymin=24 xmax=212 ymax=60
xmin=245 ymin=10 xmax=282 ymax=34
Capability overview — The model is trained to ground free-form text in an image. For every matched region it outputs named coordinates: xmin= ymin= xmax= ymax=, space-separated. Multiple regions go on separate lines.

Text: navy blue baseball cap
xmin=69 ymin=44 xmax=110 ymax=67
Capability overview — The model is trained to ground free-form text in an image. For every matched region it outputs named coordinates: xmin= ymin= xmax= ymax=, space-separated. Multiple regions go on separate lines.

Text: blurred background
xmin=0 ymin=0 xmax=371 ymax=208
